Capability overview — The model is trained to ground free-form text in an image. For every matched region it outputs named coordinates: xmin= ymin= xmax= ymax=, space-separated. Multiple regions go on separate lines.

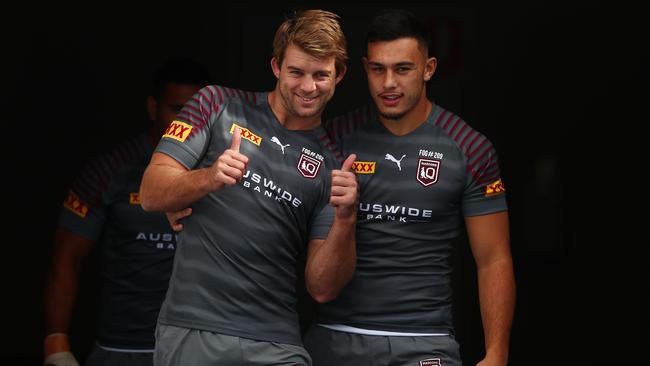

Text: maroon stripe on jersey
xmin=481 ymin=162 xmax=500 ymax=178
xmin=330 ymin=117 xmax=341 ymax=141
xmin=464 ymin=133 xmax=481 ymax=158
xmin=214 ymin=86 xmax=224 ymax=105
xmin=434 ymin=110 xmax=448 ymax=126
xmin=442 ymin=113 xmax=457 ymax=130
xmin=477 ymin=175 xmax=500 ymax=187
xmin=319 ymin=136 xmax=343 ymax=162
xmin=204 ymin=87 xmax=216 ymax=115
xmin=188 ymin=95 xmax=206 ymax=113
xmin=447 ymin=116 xmax=462 ymax=137
xmin=178 ymin=111 xmax=204 ymax=128
xmin=467 ymin=145 xmax=492 ymax=176
xmin=476 ymin=167 xmax=501 ymax=185
xmin=104 ymin=152 xmax=121 ymax=176
xmin=250 ymin=91 xmax=257 ymax=104
xmin=341 ymin=115 xmax=350 ymax=138
xmin=319 ymin=134 xmax=343 ymax=161
xmin=453 ymin=122 xmax=468 ymax=142
xmin=197 ymin=89 xmax=214 ymax=112
xmin=184 ymin=103 xmax=202 ymax=117
xmin=235 ymin=88 xmax=244 ymax=99
xmin=459 ymin=129 xmax=477 ymax=152
xmin=467 ymin=136 xmax=487 ymax=158
xmin=325 ymin=117 xmax=340 ymax=144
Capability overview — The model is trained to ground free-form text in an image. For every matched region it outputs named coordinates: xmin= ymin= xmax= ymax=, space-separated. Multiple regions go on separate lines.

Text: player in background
xmin=43 ymin=59 xmax=211 ymax=366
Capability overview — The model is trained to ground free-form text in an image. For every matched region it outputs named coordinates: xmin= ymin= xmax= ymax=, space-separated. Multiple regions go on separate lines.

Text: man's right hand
xmin=166 ymin=208 xmax=192 ymax=231
xmin=44 ymin=334 xmax=79 ymax=366
xmin=210 ymin=127 xmax=249 ymax=190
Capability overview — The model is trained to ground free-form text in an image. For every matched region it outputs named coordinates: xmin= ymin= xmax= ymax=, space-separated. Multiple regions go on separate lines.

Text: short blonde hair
xmin=273 ymin=9 xmax=348 ymax=76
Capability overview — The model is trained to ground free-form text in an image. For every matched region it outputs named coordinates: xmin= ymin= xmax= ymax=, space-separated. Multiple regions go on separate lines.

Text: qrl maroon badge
xmin=419 ymin=358 xmax=442 ymax=366
xmin=297 ymin=153 xmax=322 ymax=179
xmin=416 ymin=158 xmax=440 ymax=187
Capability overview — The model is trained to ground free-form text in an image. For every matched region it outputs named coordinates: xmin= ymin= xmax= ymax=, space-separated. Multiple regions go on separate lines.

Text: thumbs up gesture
xmin=330 ymin=154 xmax=359 ymax=220
xmin=210 ymin=127 xmax=249 ymax=190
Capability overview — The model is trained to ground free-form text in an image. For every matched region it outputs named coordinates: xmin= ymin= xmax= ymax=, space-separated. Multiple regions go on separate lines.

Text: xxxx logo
xmin=353 ymin=161 xmax=376 ymax=174
xmin=63 ymin=190 xmax=89 ymax=218
xmin=163 ymin=121 xmax=193 ymax=142
xmin=129 ymin=192 xmax=141 ymax=205
xmin=485 ymin=178 xmax=506 ymax=197
xmin=230 ymin=123 xmax=262 ymax=146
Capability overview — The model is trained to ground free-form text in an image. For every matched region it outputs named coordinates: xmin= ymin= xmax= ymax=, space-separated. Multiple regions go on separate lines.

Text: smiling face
xmin=271 ymin=44 xmax=344 ymax=127
xmin=364 ymin=37 xmax=436 ymax=125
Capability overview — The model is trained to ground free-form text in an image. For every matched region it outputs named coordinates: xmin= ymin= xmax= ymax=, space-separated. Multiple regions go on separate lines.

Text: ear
xmin=335 ymin=65 xmax=347 ymax=85
xmin=362 ymin=57 xmax=369 ymax=73
xmin=146 ymin=96 xmax=157 ymax=121
xmin=271 ymin=57 xmax=281 ymax=79
xmin=424 ymin=57 xmax=437 ymax=82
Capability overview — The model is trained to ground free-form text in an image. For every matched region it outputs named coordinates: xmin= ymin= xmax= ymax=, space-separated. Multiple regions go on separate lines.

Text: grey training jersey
xmin=319 ymin=103 xmax=508 ymax=333
xmin=59 ymin=134 xmax=176 ymax=349
xmin=155 ymin=85 xmax=337 ymax=345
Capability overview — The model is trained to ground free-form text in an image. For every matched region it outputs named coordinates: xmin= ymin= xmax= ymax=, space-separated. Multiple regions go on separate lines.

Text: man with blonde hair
xmin=139 ymin=10 xmax=357 ymax=366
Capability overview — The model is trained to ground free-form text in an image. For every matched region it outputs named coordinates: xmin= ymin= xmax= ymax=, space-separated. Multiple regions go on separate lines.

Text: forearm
xmin=477 ymin=257 xmax=516 ymax=364
xmin=140 ymin=163 xmax=217 ymax=212
xmin=44 ymin=261 xmax=81 ymax=334
xmin=305 ymin=216 xmax=356 ymax=303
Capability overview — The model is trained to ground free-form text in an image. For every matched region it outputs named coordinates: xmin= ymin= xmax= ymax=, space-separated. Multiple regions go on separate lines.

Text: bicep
xmin=147 ymin=152 xmax=189 ymax=173
xmin=52 ymin=227 xmax=96 ymax=264
xmin=141 ymin=152 xmax=188 ymax=192
xmin=465 ymin=211 xmax=511 ymax=268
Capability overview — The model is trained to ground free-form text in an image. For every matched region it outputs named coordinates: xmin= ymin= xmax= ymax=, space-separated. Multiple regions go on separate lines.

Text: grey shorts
xmin=304 ymin=325 xmax=461 ymax=366
xmin=86 ymin=345 xmax=153 ymax=366
xmin=154 ymin=323 xmax=311 ymax=366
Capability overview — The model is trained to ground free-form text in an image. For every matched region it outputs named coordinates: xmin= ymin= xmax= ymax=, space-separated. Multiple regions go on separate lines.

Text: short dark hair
xmin=365 ymin=9 xmax=430 ymax=56
xmin=151 ymin=58 xmax=212 ymax=99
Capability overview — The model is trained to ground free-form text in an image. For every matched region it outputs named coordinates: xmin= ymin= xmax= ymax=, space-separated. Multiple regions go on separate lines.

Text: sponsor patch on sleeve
xmin=163 ymin=120 xmax=193 ymax=142
xmin=129 ymin=192 xmax=141 ymax=204
xmin=352 ymin=161 xmax=376 ymax=174
xmin=230 ymin=123 xmax=262 ymax=146
xmin=63 ymin=191 xmax=89 ymax=218
xmin=485 ymin=178 xmax=506 ymax=196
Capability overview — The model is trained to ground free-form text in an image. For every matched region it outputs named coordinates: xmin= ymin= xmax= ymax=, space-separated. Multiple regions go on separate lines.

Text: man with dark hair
xmin=139 ymin=10 xmax=357 ymax=366
xmin=43 ymin=58 xmax=211 ymax=366
xmin=304 ymin=9 xmax=515 ymax=366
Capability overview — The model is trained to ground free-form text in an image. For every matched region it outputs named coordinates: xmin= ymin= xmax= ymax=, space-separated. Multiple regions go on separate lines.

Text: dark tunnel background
xmin=4 ymin=1 xmax=646 ymax=364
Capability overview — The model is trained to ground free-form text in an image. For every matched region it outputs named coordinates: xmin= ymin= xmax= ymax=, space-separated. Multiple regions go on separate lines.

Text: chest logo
xmin=297 ymin=153 xmax=322 ymax=179
xmin=270 ymin=136 xmax=290 ymax=154
xmin=385 ymin=153 xmax=406 ymax=171
xmin=230 ymin=123 xmax=262 ymax=146
xmin=419 ymin=358 xmax=442 ymax=366
xmin=416 ymin=158 xmax=441 ymax=187
xmin=353 ymin=161 xmax=376 ymax=174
